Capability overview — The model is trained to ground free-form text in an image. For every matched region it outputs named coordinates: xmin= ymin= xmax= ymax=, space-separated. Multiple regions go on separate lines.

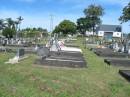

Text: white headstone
xmin=50 ymin=40 xmax=61 ymax=52
xmin=113 ymin=43 xmax=119 ymax=52
xmin=128 ymin=49 xmax=130 ymax=54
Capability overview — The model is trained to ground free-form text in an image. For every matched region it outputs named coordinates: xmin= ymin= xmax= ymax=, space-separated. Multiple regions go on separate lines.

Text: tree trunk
xmin=92 ymin=26 xmax=95 ymax=43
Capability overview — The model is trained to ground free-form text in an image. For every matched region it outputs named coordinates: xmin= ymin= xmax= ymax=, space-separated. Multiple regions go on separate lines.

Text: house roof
xmin=96 ymin=24 xmax=122 ymax=32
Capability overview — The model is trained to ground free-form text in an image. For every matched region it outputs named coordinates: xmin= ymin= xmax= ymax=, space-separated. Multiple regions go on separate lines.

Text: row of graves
xmin=4 ymin=35 xmax=87 ymax=68
xmin=91 ymin=41 xmax=130 ymax=82
xmin=0 ymin=37 xmax=45 ymax=54
xmin=35 ymin=36 xmax=87 ymax=68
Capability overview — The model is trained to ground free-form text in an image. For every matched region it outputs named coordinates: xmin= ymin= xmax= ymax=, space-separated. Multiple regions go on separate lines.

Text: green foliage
xmin=119 ymin=2 xmax=130 ymax=23
xmin=21 ymin=27 xmax=48 ymax=38
xmin=76 ymin=16 xmax=101 ymax=35
xmin=84 ymin=4 xmax=104 ymax=17
xmin=77 ymin=17 xmax=91 ymax=35
xmin=2 ymin=27 xmax=16 ymax=38
xmin=0 ymin=17 xmax=24 ymax=38
xmin=6 ymin=18 xmax=15 ymax=28
xmin=83 ymin=4 xmax=104 ymax=32
xmin=53 ymin=20 xmax=77 ymax=35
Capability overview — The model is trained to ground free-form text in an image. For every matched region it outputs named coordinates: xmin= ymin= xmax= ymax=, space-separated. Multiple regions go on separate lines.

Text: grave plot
xmin=51 ymin=51 xmax=83 ymax=58
xmin=104 ymin=58 xmax=130 ymax=67
xmin=93 ymin=48 xmax=129 ymax=58
xmin=64 ymin=44 xmax=79 ymax=47
xmin=35 ymin=46 xmax=86 ymax=68
xmin=119 ymin=70 xmax=130 ymax=82
xmin=36 ymin=56 xmax=86 ymax=68
xmin=35 ymin=35 xmax=87 ymax=68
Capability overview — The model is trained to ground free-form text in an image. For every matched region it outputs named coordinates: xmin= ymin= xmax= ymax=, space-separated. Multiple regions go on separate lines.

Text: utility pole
xmin=50 ymin=14 xmax=54 ymax=33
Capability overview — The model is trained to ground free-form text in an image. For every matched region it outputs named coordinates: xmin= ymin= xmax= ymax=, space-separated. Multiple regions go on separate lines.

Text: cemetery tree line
xmin=21 ymin=27 xmax=48 ymax=38
xmin=53 ymin=4 xmax=104 ymax=36
xmin=77 ymin=4 xmax=104 ymax=35
xmin=0 ymin=16 xmax=48 ymax=39
xmin=0 ymin=16 xmax=23 ymax=38
xmin=53 ymin=20 xmax=77 ymax=36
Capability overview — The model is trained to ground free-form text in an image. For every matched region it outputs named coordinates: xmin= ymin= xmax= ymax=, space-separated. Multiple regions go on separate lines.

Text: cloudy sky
xmin=0 ymin=0 xmax=129 ymax=32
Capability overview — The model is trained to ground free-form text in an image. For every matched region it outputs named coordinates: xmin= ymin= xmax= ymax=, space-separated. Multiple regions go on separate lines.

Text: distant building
xmin=96 ymin=24 xmax=122 ymax=40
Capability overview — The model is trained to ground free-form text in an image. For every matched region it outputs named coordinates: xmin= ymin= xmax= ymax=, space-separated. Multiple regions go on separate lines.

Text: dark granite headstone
xmin=16 ymin=49 xmax=25 ymax=58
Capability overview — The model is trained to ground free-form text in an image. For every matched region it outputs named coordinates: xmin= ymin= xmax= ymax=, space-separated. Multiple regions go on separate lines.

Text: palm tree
xmin=16 ymin=16 xmax=23 ymax=38
xmin=17 ymin=16 xmax=23 ymax=31
xmin=6 ymin=18 xmax=14 ymax=28
xmin=0 ymin=19 xmax=5 ymax=30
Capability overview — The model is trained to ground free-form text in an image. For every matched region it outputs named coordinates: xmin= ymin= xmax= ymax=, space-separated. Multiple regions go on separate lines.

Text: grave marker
xmin=16 ymin=49 xmax=25 ymax=58
xmin=5 ymin=48 xmax=27 ymax=64
xmin=37 ymin=46 xmax=50 ymax=59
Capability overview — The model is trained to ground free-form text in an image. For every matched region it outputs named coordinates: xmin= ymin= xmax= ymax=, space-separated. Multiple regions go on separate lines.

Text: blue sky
xmin=0 ymin=0 xmax=129 ymax=33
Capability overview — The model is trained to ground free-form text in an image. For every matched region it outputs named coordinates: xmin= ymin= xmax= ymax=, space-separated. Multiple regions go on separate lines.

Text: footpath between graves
xmin=0 ymin=38 xmax=130 ymax=97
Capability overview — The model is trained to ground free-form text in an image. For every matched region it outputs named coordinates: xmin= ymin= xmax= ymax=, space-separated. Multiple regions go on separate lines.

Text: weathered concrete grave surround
xmin=94 ymin=48 xmax=130 ymax=58
xmin=35 ymin=38 xmax=86 ymax=68
xmin=104 ymin=58 xmax=130 ymax=67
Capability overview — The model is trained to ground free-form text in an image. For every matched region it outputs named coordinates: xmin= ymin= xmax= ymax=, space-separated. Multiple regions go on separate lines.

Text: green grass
xmin=0 ymin=38 xmax=130 ymax=97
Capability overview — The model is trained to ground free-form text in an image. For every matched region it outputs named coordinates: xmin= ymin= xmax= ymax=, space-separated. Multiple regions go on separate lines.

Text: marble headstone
xmin=50 ymin=39 xmax=61 ymax=52
xmin=113 ymin=43 xmax=119 ymax=52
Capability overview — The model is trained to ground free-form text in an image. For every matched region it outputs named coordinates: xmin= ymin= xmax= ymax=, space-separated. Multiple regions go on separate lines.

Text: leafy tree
xmin=53 ymin=20 xmax=77 ymax=35
xmin=0 ymin=17 xmax=24 ymax=38
xmin=2 ymin=18 xmax=16 ymax=38
xmin=119 ymin=2 xmax=130 ymax=23
xmin=77 ymin=17 xmax=92 ymax=35
xmin=53 ymin=26 xmax=60 ymax=34
xmin=84 ymin=4 xmax=104 ymax=34
xmin=2 ymin=27 xmax=16 ymax=38
xmin=6 ymin=18 xmax=14 ymax=28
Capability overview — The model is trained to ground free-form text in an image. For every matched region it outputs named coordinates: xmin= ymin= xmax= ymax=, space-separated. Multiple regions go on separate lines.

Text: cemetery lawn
xmin=0 ymin=38 xmax=130 ymax=97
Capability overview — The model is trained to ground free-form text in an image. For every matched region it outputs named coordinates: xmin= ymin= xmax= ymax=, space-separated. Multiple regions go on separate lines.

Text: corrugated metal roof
xmin=96 ymin=24 xmax=122 ymax=32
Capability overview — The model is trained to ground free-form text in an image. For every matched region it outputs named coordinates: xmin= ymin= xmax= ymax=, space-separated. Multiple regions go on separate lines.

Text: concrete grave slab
xmin=35 ymin=50 xmax=86 ymax=68
xmin=35 ymin=57 xmax=86 ymax=68
xmin=94 ymin=48 xmax=129 ymax=58
xmin=119 ymin=70 xmax=130 ymax=82
xmin=104 ymin=58 xmax=130 ymax=67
